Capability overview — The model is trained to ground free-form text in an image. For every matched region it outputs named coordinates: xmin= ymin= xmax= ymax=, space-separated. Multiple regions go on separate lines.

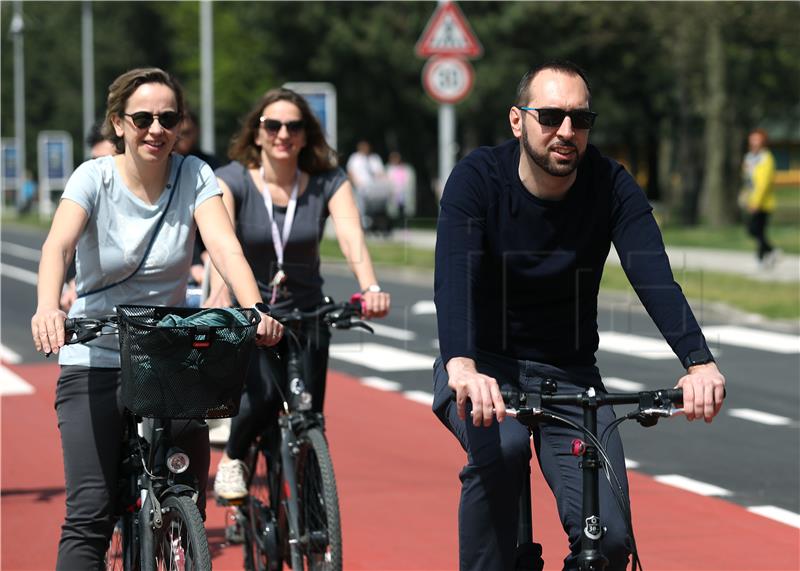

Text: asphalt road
xmin=2 ymin=222 xmax=798 ymax=525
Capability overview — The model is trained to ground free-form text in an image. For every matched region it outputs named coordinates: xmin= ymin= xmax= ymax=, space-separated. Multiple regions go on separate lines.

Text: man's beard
xmin=521 ymin=123 xmax=582 ymax=178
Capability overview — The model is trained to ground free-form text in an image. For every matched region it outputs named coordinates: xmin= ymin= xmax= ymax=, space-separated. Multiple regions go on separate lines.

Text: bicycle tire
xmin=141 ymin=495 xmax=211 ymax=571
xmin=243 ymin=445 xmax=281 ymax=571
xmin=296 ymin=427 xmax=342 ymax=571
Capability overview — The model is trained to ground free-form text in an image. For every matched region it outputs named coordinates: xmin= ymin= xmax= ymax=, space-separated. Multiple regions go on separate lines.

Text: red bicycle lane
xmin=1 ymin=361 xmax=797 ymax=571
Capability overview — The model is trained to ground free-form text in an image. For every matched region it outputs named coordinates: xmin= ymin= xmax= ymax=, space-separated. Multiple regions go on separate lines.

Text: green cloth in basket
xmin=157 ymin=307 xmax=251 ymax=328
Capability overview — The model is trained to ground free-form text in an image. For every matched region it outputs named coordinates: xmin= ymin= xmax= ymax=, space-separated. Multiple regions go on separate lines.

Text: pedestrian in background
xmin=741 ymin=128 xmax=779 ymax=269
xmin=347 ymin=140 xmax=392 ymax=235
xmin=386 ymin=150 xmax=416 ymax=227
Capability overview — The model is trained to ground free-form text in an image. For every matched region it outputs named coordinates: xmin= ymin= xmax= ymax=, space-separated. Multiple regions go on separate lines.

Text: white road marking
xmin=747 ymin=505 xmax=800 ymax=529
xmin=360 ymin=376 xmax=403 ymax=392
xmin=702 ymin=325 xmax=800 ymax=354
xmin=366 ymin=322 xmax=416 ymax=342
xmin=1 ymin=263 xmax=38 ymax=285
xmin=654 ymin=474 xmax=732 ymax=497
xmin=603 ymin=377 xmax=646 ymax=392
xmin=0 ymin=365 xmax=34 ymax=396
xmin=598 ymin=332 xmax=674 ymax=360
xmin=2 ymin=242 xmax=41 ymax=261
xmin=0 ymin=344 xmax=22 ymax=364
xmin=624 ymin=458 xmax=640 ymax=469
xmin=330 ymin=343 xmax=434 ymax=371
xmin=411 ymin=301 xmax=437 ymax=315
xmin=403 ymin=390 xmax=434 ymax=406
xmin=727 ymin=408 xmax=792 ymax=426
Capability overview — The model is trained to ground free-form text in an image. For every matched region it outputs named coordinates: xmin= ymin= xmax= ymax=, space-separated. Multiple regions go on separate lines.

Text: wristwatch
xmin=253 ymin=302 xmax=271 ymax=316
xmin=683 ymin=348 xmax=715 ymax=369
xmin=362 ymin=284 xmax=382 ymax=294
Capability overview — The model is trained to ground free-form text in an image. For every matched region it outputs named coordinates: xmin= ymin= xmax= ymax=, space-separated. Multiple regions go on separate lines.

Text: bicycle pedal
xmin=224 ymin=522 xmax=246 ymax=544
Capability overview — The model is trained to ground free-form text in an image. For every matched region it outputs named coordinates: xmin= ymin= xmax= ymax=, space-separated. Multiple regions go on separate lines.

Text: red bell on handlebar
xmin=349 ymin=292 xmax=366 ymax=314
xmin=571 ymin=439 xmax=586 ymax=457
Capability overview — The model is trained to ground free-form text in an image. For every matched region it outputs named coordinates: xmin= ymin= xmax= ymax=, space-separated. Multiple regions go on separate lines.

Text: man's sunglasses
xmin=259 ymin=117 xmax=305 ymax=135
xmin=517 ymin=107 xmax=598 ymax=130
xmin=123 ymin=111 xmax=182 ymax=130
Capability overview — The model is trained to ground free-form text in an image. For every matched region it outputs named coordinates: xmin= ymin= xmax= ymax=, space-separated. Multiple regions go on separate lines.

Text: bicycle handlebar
xmin=271 ymin=294 xmax=374 ymax=334
xmin=501 ymin=386 xmax=684 ymax=410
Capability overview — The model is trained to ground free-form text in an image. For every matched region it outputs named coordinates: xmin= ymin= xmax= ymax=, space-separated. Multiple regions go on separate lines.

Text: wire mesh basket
xmin=116 ymin=305 xmax=258 ymax=419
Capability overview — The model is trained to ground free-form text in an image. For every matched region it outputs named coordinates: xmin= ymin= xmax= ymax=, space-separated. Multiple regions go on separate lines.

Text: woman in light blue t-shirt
xmin=30 ymin=67 xmax=283 ymax=571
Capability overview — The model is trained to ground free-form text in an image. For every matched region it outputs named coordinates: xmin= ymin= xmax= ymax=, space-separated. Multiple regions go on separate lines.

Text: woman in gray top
xmin=30 ymin=68 xmax=283 ymax=570
xmin=209 ymin=88 xmax=391 ymax=500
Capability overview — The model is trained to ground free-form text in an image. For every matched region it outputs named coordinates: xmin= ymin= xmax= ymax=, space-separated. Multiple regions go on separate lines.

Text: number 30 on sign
xmin=422 ymin=56 xmax=474 ymax=104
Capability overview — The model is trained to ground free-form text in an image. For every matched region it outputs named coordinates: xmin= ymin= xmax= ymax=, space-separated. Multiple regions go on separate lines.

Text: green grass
xmin=600 ymin=265 xmax=800 ymax=321
xmin=659 ymin=224 xmax=800 ymax=255
xmin=320 ymin=238 xmax=436 ymax=269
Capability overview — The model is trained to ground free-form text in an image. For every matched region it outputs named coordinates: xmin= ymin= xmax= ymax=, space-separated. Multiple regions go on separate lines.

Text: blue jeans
xmin=432 ymin=352 xmax=631 ymax=571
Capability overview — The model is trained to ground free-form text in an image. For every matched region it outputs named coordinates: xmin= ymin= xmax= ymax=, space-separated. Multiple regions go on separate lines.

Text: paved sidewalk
xmin=383 ymin=229 xmax=800 ymax=283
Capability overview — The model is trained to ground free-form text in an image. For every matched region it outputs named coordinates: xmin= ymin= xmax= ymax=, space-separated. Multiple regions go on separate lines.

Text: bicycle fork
xmin=576 ymin=398 xmax=609 ymax=571
xmin=278 ymin=416 xmax=305 ymax=571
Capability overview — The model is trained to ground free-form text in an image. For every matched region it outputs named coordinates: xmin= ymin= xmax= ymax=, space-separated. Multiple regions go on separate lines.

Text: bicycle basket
xmin=116 ymin=305 xmax=258 ymax=419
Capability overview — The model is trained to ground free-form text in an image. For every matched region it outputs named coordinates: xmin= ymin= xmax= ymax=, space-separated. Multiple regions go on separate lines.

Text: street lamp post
xmin=10 ymin=1 xmax=26 ymax=211
xmin=82 ymin=1 xmax=95 ymax=159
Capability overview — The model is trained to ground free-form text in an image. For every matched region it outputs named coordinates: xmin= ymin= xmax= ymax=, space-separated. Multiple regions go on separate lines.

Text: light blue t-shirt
xmin=59 ymin=154 xmax=222 ymax=368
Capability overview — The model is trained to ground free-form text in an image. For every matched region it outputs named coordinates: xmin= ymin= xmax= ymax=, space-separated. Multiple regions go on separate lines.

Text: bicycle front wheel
xmin=296 ymin=427 xmax=342 ymax=571
xmin=106 ymin=514 xmax=139 ymax=571
xmin=145 ymin=495 xmax=211 ymax=570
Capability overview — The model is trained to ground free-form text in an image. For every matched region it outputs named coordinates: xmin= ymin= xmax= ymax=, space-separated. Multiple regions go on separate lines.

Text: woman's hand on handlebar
xmin=446 ymin=357 xmax=506 ymax=427
xmin=360 ymin=290 xmax=390 ymax=319
xmin=255 ymin=313 xmax=284 ymax=347
xmin=676 ymin=361 xmax=726 ymax=423
xmin=31 ymin=307 xmax=68 ymax=355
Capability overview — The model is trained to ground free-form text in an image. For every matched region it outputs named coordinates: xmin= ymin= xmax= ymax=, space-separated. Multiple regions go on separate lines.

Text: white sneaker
xmin=214 ymin=459 xmax=249 ymax=501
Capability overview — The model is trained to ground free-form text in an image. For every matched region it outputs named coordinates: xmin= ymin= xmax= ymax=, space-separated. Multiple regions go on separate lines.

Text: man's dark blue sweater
xmin=434 ymin=138 xmax=708 ymax=368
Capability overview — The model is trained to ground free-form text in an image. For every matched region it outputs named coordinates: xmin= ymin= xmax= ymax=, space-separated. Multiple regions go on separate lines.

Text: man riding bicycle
xmin=432 ymin=61 xmax=726 ymax=570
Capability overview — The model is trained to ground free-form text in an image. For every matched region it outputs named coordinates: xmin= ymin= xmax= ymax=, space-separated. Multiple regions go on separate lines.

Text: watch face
xmin=254 ymin=302 xmax=270 ymax=314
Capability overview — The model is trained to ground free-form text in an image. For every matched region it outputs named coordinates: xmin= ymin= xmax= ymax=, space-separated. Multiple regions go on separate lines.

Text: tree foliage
xmin=2 ymin=1 xmax=798 ymax=221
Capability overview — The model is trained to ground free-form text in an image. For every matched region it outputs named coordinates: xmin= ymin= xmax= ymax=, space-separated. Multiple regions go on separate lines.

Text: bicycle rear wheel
xmin=144 ymin=495 xmax=211 ymax=570
xmin=296 ymin=427 xmax=342 ymax=571
xmin=243 ymin=445 xmax=280 ymax=571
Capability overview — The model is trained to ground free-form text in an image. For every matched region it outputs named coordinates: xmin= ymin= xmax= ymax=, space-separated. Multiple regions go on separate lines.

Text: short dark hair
xmin=516 ymin=60 xmax=592 ymax=106
xmin=102 ymin=67 xmax=185 ymax=154
xmin=228 ymin=87 xmax=336 ymax=174
xmin=86 ymin=120 xmax=107 ymax=147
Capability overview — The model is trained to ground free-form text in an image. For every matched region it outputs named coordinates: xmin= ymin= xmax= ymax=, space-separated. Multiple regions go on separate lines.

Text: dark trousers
xmin=226 ymin=322 xmax=331 ymax=460
xmin=55 ymin=366 xmax=210 ymax=571
xmin=747 ymin=210 xmax=773 ymax=260
xmin=432 ymin=353 xmax=631 ymax=571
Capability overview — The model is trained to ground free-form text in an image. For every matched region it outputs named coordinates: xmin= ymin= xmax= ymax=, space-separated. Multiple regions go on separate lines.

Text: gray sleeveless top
xmin=215 ymin=161 xmax=347 ymax=311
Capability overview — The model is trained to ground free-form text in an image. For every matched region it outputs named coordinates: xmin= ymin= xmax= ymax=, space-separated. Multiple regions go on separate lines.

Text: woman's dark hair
xmin=515 ymin=60 xmax=592 ymax=106
xmin=102 ymin=67 xmax=185 ymax=154
xmin=228 ymin=88 xmax=337 ymax=174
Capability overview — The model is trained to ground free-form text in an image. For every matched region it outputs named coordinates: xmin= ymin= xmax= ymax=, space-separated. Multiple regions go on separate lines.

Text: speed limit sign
xmin=422 ymin=56 xmax=474 ymax=104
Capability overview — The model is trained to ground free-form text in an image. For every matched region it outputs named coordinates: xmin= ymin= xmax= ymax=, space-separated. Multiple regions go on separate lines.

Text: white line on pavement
xmin=330 ymin=343 xmax=434 ymax=372
xmin=654 ymin=474 xmax=732 ymax=497
xmin=746 ymin=505 xmax=800 ymax=529
xmin=624 ymin=458 xmax=640 ymax=469
xmin=411 ymin=301 xmax=437 ymax=315
xmin=366 ymin=322 xmax=417 ymax=342
xmin=0 ymin=365 xmax=34 ymax=396
xmin=359 ymin=376 xmax=403 ymax=392
xmin=0 ymin=344 xmax=22 ymax=364
xmin=603 ymin=377 xmax=646 ymax=392
xmin=2 ymin=242 xmax=41 ymax=262
xmin=403 ymin=390 xmax=434 ymax=406
xmin=598 ymin=332 xmax=674 ymax=360
xmin=727 ymin=408 xmax=792 ymax=426
xmin=1 ymin=263 xmax=38 ymax=285
xmin=702 ymin=325 xmax=800 ymax=354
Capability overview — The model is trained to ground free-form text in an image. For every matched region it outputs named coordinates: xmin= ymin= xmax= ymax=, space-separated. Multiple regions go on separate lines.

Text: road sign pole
xmin=11 ymin=2 xmax=26 ymax=212
xmin=82 ymin=1 xmax=95 ymax=159
xmin=200 ymin=0 xmax=215 ymax=156
xmin=439 ymin=103 xmax=455 ymax=191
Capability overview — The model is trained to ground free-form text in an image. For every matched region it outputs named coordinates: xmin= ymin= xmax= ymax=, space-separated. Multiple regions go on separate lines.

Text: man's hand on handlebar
xmin=676 ymin=361 xmax=726 ymax=423
xmin=31 ymin=307 xmax=67 ymax=355
xmin=446 ymin=357 xmax=506 ymax=427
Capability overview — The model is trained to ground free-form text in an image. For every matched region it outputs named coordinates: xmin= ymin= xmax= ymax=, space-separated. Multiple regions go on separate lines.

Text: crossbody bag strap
xmin=77 ymin=157 xmax=186 ymax=299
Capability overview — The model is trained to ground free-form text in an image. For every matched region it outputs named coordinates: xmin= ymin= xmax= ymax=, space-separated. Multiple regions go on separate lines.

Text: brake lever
xmin=348 ymin=321 xmax=374 ymax=334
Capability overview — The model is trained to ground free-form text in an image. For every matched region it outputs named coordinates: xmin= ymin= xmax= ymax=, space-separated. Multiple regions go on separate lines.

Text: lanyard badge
xmin=261 ymin=167 xmax=300 ymax=304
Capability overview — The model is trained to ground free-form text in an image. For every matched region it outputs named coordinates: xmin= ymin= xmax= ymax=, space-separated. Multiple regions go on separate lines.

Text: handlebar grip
xmin=64 ymin=318 xmax=76 ymax=333
xmin=659 ymin=388 xmax=684 ymax=405
xmin=349 ymin=292 xmax=365 ymax=315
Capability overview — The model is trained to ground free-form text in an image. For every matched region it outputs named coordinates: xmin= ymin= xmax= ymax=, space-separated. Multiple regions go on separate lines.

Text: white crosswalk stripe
xmin=598 ymin=332 xmax=674 ymax=360
xmin=1 ymin=263 xmax=38 ymax=285
xmin=702 ymin=325 xmax=800 ymax=354
xmin=654 ymin=474 xmax=732 ymax=497
xmin=411 ymin=301 xmax=437 ymax=315
xmin=727 ymin=408 xmax=792 ymax=426
xmin=0 ymin=344 xmax=22 ymax=364
xmin=330 ymin=343 xmax=434 ymax=371
xmin=2 ymin=242 xmax=41 ymax=261
xmin=366 ymin=322 xmax=416 ymax=341
xmin=746 ymin=505 xmax=800 ymax=529
xmin=603 ymin=377 xmax=646 ymax=391
xmin=403 ymin=390 xmax=434 ymax=406
xmin=360 ymin=376 xmax=403 ymax=392
xmin=0 ymin=365 xmax=35 ymax=396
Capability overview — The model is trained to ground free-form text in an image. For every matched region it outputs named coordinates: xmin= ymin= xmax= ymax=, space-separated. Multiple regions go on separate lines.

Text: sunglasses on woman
xmin=123 ymin=111 xmax=182 ymax=130
xmin=517 ymin=106 xmax=598 ymax=130
xmin=259 ymin=117 xmax=305 ymax=135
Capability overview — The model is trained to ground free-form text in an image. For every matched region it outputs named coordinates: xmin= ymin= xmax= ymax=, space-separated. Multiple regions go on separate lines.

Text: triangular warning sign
xmin=415 ymin=2 xmax=483 ymax=58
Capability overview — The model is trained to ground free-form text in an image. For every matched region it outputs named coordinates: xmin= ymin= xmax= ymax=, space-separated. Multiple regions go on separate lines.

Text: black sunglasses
xmin=123 ymin=111 xmax=182 ymax=130
xmin=517 ymin=106 xmax=598 ymax=130
xmin=259 ymin=117 xmax=305 ymax=135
